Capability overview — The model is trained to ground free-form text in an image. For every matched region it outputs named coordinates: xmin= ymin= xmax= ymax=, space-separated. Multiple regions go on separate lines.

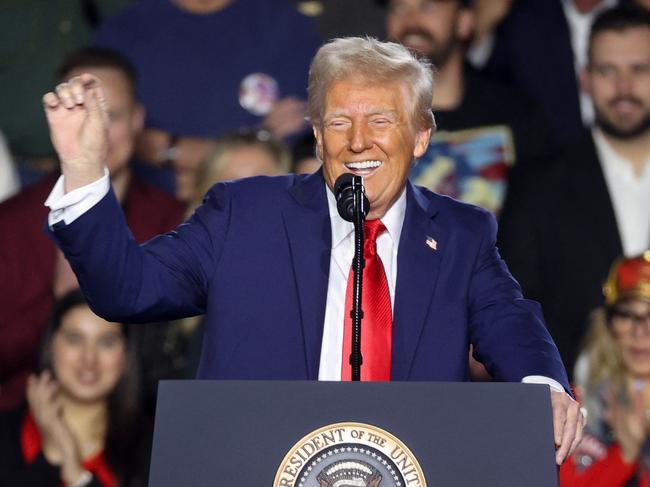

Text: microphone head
xmin=334 ymin=172 xmax=355 ymax=197
xmin=334 ymin=173 xmax=369 ymax=222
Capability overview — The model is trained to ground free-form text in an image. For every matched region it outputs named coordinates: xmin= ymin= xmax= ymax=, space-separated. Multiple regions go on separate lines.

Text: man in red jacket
xmin=0 ymin=48 xmax=185 ymax=411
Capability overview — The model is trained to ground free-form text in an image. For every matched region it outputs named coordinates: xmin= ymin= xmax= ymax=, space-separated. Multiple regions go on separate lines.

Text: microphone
xmin=334 ymin=173 xmax=369 ymax=381
xmin=334 ymin=173 xmax=369 ymax=222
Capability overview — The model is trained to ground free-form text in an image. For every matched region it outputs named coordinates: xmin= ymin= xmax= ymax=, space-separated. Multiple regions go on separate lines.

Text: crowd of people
xmin=1 ymin=0 xmax=650 ymax=486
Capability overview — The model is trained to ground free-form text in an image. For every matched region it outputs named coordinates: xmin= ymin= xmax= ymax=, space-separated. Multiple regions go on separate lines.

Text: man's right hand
xmin=43 ymin=74 xmax=108 ymax=193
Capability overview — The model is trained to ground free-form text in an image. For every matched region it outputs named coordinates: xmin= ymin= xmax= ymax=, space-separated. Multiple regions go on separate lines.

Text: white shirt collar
xmin=325 ymin=181 xmax=407 ymax=249
xmin=560 ymin=0 xmax=616 ymax=23
xmin=593 ymin=128 xmax=650 ymax=180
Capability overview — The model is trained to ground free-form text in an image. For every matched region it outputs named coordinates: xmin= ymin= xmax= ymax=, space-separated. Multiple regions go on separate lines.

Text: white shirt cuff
xmin=45 ymin=168 xmax=110 ymax=228
xmin=522 ymin=375 xmax=566 ymax=394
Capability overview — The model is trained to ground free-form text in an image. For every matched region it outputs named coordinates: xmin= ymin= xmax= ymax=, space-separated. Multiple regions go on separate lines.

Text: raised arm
xmin=42 ymin=75 xmax=219 ymax=324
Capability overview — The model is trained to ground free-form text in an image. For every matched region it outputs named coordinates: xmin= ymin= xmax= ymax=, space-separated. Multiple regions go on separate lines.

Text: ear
xmin=456 ymin=7 xmax=475 ymax=42
xmin=313 ymin=125 xmax=324 ymax=161
xmin=131 ymin=103 xmax=146 ymax=134
xmin=413 ymin=127 xmax=432 ymax=158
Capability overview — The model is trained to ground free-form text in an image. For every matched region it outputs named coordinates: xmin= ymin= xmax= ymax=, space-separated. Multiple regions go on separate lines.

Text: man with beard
xmin=498 ymin=5 xmax=650 ymax=379
xmin=381 ymin=0 xmax=552 ymax=215
xmin=483 ymin=0 xmax=618 ymax=151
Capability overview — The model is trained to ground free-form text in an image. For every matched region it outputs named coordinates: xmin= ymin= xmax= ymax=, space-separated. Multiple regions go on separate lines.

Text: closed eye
xmin=325 ymin=119 xmax=351 ymax=131
xmin=370 ymin=118 xmax=392 ymax=127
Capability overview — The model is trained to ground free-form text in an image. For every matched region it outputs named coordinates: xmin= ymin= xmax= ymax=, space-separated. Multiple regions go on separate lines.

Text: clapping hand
xmin=606 ymin=383 xmax=647 ymax=464
xmin=26 ymin=372 xmax=86 ymax=485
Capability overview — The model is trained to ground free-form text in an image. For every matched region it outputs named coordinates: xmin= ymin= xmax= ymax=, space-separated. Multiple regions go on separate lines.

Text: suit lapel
xmin=282 ymin=169 xmax=331 ymax=379
xmin=392 ymin=183 xmax=443 ymax=380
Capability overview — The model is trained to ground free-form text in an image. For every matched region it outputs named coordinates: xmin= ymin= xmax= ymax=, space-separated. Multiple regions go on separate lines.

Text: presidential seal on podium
xmin=274 ymin=422 xmax=426 ymax=487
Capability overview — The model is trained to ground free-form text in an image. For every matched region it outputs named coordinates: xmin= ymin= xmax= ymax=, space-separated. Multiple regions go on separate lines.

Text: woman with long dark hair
xmin=0 ymin=290 xmax=150 ymax=487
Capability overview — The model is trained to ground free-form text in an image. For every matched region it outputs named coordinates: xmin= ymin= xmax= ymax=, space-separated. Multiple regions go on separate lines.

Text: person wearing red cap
xmin=561 ymin=251 xmax=650 ymax=486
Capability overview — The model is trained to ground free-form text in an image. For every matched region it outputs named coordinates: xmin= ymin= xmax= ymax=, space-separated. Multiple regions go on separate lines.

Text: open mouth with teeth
xmin=344 ymin=160 xmax=383 ymax=176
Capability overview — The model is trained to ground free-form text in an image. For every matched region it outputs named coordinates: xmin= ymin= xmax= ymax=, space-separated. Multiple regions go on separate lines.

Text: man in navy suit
xmin=42 ymin=37 xmax=583 ymax=464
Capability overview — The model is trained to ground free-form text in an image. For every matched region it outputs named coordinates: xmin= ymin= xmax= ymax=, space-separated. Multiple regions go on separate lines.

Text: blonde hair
xmin=308 ymin=37 xmax=436 ymax=131
xmin=580 ymin=307 xmax=626 ymax=393
xmin=190 ymin=131 xmax=291 ymax=212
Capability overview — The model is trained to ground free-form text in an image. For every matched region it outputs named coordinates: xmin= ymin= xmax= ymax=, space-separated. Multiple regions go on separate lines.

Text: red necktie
xmin=341 ymin=219 xmax=393 ymax=381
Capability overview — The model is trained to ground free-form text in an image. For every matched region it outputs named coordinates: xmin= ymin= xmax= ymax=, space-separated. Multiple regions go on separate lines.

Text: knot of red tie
xmin=364 ymin=220 xmax=387 ymax=255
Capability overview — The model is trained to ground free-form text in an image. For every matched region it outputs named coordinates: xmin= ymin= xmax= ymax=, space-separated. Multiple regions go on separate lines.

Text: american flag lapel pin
xmin=425 ymin=235 xmax=437 ymax=251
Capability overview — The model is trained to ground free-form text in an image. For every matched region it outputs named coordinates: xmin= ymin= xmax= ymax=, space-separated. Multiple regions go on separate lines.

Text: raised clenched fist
xmin=43 ymin=73 xmax=108 ymax=192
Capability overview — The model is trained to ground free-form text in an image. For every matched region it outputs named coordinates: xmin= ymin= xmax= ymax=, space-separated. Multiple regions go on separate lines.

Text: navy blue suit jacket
xmin=49 ymin=170 xmax=569 ymax=389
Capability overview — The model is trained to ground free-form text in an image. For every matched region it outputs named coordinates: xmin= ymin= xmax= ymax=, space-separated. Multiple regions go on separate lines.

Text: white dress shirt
xmin=44 ymin=167 xmax=110 ymax=227
xmin=318 ymin=186 xmax=405 ymax=380
xmin=45 ymin=173 xmax=564 ymax=392
xmin=594 ymin=129 xmax=650 ymax=257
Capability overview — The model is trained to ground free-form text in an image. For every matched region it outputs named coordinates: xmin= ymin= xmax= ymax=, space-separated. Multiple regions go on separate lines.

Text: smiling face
xmin=314 ymin=78 xmax=431 ymax=220
xmin=582 ymin=26 xmax=650 ymax=139
xmin=51 ymin=305 xmax=127 ymax=404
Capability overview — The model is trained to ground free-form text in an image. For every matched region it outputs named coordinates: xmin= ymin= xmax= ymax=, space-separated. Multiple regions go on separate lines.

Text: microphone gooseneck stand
xmin=334 ymin=174 xmax=369 ymax=381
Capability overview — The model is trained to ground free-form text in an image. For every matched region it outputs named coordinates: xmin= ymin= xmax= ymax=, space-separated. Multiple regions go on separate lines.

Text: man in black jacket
xmin=498 ymin=6 xmax=650 ymax=377
xmin=381 ymin=0 xmax=553 ymax=216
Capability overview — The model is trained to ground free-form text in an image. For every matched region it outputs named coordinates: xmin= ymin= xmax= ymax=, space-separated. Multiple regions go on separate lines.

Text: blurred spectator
xmin=0 ymin=290 xmax=150 ymax=487
xmin=560 ymin=252 xmax=650 ymax=486
xmin=290 ymin=0 xmax=387 ymax=39
xmin=191 ymin=130 xmax=291 ymax=207
xmin=465 ymin=0 xmax=513 ymax=67
xmin=93 ymin=0 xmax=321 ymax=201
xmin=0 ymin=48 xmax=185 ymax=411
xmin=0 ymin=0 xmax=131 ymax=183
xmin=160 ymin=136 xmax=218 ymax=202
xmin=484 ymin=0 xmax=617 ymax=150
xmin=161 ymin=128 xmax=293 ymax=205
xmin=383 ymin=0 xmax=552 ymax=214
xmin=293 ymin=156 xmax=322 ymax=175
xmin=291 ymin=133 xmax=321 ymax=174
xmin=0 ymin=131 xmax=20 ymax=203
xmin=498 ymin=6 xmax=650 ymax=377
